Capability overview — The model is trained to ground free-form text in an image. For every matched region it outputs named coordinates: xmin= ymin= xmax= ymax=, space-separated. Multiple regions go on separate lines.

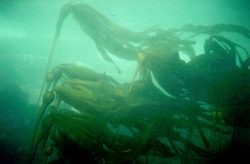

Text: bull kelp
xmin=31 ymin=2 xmax=250 ymax=164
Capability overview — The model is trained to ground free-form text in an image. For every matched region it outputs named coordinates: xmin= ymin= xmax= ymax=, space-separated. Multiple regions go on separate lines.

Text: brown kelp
xmin=129 ymin=32 xmax=250 ymax=98
xmin=129 ymin=40 xmax=186 ymax=95
xmin=31 ymin=57 xmax=250 ymax=163
xmin=47 ymin=2 xmax=158 ymax=73
xmin=39 ymin=2 xmax=250 ymax=103
xmin=29 ymin=91 xmax=55 ymax=163
xmin=38 ymin=2 xmax=156 ymax=103
xmin=32 ymin=2 xmax=250 ymax=163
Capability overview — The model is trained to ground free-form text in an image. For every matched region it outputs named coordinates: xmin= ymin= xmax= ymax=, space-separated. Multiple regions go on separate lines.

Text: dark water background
xmin=0 ymin=0 xmax=250 ymax=163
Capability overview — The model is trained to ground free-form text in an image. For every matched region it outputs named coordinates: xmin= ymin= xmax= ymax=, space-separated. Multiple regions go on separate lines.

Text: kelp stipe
xmin=37 ymin=3 xmax=72 ymax=104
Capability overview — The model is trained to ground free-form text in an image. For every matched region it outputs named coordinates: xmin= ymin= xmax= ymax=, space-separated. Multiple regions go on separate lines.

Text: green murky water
xmin=0 ymin=0 xmax=250 ymax=163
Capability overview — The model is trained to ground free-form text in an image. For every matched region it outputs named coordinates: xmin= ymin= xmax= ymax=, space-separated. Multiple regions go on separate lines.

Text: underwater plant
xmin=31 ymin=60 xmax=250 ymax=163
xmin=47 ymin=2 xmax=159 ymax=73
xmin=31 ymin=2 xmax=250 ymax=163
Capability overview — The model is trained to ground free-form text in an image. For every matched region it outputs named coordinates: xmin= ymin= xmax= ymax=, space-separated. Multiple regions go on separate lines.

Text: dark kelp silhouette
xmin=32 ymin=2 xmax=250 ymax=163
xmin=38 ymin=2 xmax=250 ymax=103
xmin=48 ymin=2 xmax=159 ymax=73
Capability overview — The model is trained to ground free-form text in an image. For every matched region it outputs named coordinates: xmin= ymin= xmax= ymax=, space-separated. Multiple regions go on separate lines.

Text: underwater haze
xmin=0 ymin=0 xmax=250 ymax=163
